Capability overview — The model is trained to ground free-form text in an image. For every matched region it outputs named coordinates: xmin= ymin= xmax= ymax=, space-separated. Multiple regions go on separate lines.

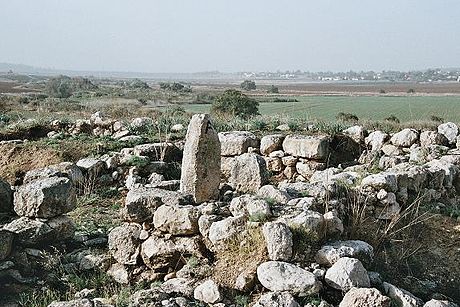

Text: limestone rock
xmin=324 ymin=257 xmax=370 ymax=291
xmin=257 ymin=185 xmax=292 ymax=204
xmin=208 ymin=216 xmax=246 ymax=244
xmin=260 ymin=134 xmax=284 ymax=156
xmin=361 ymin=173 xmax=398 ymax=192
xmin=229 ymin=153 xmax=268 ymax=193
xmin=282 ymin=135 xmax=329 ymax=160
xmin=229 ymin=194 xmax=271 ymax=218
xmin=423 ymin=299 xmax=459 ymax=307
xmin=76 ymin=158 xmax=106 ymax=176
xmin=123 ymin=187 xmax=192 ymax=223
xmin=438 ymin=122 xmax=458 ymax=144
xmin=420 ymin=131 xmax=449 ymax=147
xmin=257 ymin=261 xmax=320 ymax=295
xmin=253 ymin=292 xmax=300 ymax=307
xmin=262 ymin=222 xmax=293 ymax=261
xmin=218 ymin=131 xmax=259 ymax=156
xmin=383 ymin=282 xmax=423 ymax=307
xmin=153 ymin=205 xmax=200 ymax=235
xmin=180 ymin=114 xmax=221 ymax=203
xmin=390 ymin=129 xmax=419 ymax=147
xmin=108 ymin=223 xmax=141 ymax=265
xmin=141 ymin=235 xmax=204 ymax=270
xmin=193 ymin=280 xmax=222 ymax=304
xmin=339 ymin=287 xmax=391 ymax=307
xmin=23 ymin=162 xmax=84 ymax=186
xmin=365 ymin=131 xmax=388 ymax=151
xmin=4 ymin=215 xmax=75 ymax=246
xmin=48 ymin=299 xmax=93 ymax=307
xmin=14 ymin=177 xmax=76 ymax=218
xmin=316 ymin=240 xmax=374 ymax=266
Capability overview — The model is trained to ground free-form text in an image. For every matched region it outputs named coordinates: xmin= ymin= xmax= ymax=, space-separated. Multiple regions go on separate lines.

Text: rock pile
xmin=4 ymin=114 xmax=460 ymax=306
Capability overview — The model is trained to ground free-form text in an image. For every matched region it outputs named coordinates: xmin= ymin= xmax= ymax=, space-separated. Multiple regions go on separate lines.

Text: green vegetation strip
xmin=183 ymin=96 xmax=460 ymax=122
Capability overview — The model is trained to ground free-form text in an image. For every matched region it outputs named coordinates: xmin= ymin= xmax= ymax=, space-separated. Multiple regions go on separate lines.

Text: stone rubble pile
xmin=2 ymin=113 xmax=460 ymax=306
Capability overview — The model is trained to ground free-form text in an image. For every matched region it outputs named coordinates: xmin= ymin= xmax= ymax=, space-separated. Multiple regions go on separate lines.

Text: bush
xmin=129 ymin=79 xmax=150 ymax=89
xmin=407 ymin=88 xmax=415 ymax=94
xmin=46 ymin=75 xmax=97 ymax=98
xmin=273 ymin=98 xmax=298 ymax=102
xmin=240 ymin=80 xmax=256 ymax=91
xmin=430 ymin=115 xmax=444 ymax=122
xmin=267 ymin=85 xmax=279 ymax=93
xmin=385 ymin=115 xmax=400 ymax=123
xmin=336 ymin=112 xmax=359 ymax=122
xmin=159 ymin=82 xmax=192 ymax=92
xmin=379 ymin=89 xmax=386 ymax=94
xmin=211 ymin=89 xmax=259 ymax=119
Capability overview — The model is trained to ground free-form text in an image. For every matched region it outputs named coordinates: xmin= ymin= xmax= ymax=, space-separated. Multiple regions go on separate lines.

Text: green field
xmin=183 ymin=95 xmax=460 ymax=122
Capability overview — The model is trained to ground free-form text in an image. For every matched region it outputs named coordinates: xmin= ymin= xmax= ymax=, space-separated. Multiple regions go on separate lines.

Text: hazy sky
xmin=1 ymin=0 xmax=459 ymax=73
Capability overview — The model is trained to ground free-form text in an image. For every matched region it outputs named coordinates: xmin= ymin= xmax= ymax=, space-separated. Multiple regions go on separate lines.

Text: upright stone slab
xmin=180 ymin=114 xmax=221 ymax=203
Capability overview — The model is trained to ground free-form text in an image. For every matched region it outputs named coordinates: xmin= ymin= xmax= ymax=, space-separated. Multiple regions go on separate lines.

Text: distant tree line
xmin=159 ymin=82 xmax=192 ymax=93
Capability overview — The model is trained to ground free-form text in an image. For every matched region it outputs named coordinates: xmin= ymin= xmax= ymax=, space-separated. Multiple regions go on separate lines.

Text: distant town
xmin=241 ymin=68 xmax=460 ymax=82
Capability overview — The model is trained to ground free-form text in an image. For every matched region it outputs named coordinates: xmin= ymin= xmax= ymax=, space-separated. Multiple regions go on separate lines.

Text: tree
xmin=129 ymin=79 xmax=150 ymax=89
xmin=46 ymin=75 xmax=73 ymax=98
xmin=267 ymin=85 xmax=279 ymax=93
xmin=211 ymin=89 xmax=259 ymax=119
xmin=240 ymin=80 xmax=256 ymax=91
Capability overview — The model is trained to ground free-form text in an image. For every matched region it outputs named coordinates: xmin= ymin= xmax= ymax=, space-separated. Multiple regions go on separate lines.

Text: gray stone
xmin=324 ymin=257 xmax=370 ymax=291
xmin=383 ymin=282 xmax=423 ymax=307
xmin=4 ymin=216 xmax=75 ymax=246
xmin=229 ymin=153 xmax=268 ymax=193
xmin=23 ymin=162 xmax=84 ymax=186
xmin=316 ymin=240 xmax=374 ymax=266
xmin=193 ymin=280 xmax=222 ymax=304
xmin=123 ymin=187 xmax=192 ymax=223
xmin=208 ymin=216 xmax=246 ymax=244
xmin=423 ymin=299 xmax=459 ymax=307
xmin=218 ymin=131 xmax=259 ymax=156
xmin=257 ymin=185 xmax=291 ymax=204
xmin=180 ymin=114 xmax=221 ymax=203
xmin=390 ymin=129 xmax=419 ymax=147
xmin=262 ymin=222 xmax=293 ymax=261
xmin=260 ymin=134 xmax=284 ymax=156
xmin=253 ymin=292 xmax=300 ymax=307
xmin=282 ymin=135 xmax=329 ymax=160
xmin=365 ymin=131 xmax=388 ymax=151
xmin=257 ymin=261 xmax=319 ymax=295
xmin=438 ymin=122 xmax=458 ymax=144
xmin=108 ymin=224 xmax=141 ymax=265
xmin=153 ymin=205 xmax=200 ymax=235
xmin=339 ymin=287 xmax=391 ymax=307
xmin=14 ymin=177 xmax=76 ymax=218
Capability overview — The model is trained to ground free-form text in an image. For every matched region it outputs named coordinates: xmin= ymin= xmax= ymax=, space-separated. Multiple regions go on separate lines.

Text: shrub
xmin=273 ymin=97 xmax=298 ymax=102
xmin=379 ymin=89 xmax=386 ymax=94
xmin=211 ymin=89 xmax=259 ymax=119
xmin=430 ymin=115 xmax=444 ymax=122
xmin=240 ymin=80 xmax=256 ymax=91
xmin=267 ymin=85 xmax=279 ymax=93
xmin=407 ymin=88 xmax=415 ymax=94
xmin=129 ymin=79 xmax=150 ymax=89
xmin=336 ymin=112 xmax=359 ymax=122
xmin=385 ymin=115 xmax=400 ymax=123
xmin=159 ymin=82 xmax=192 ymax=92
xmin=46 ymin=75 xmax=97 ymax=98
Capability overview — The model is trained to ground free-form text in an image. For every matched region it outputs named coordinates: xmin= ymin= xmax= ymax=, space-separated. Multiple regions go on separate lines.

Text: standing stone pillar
xmin=180 ymin=114 xmax=221 ymax=203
